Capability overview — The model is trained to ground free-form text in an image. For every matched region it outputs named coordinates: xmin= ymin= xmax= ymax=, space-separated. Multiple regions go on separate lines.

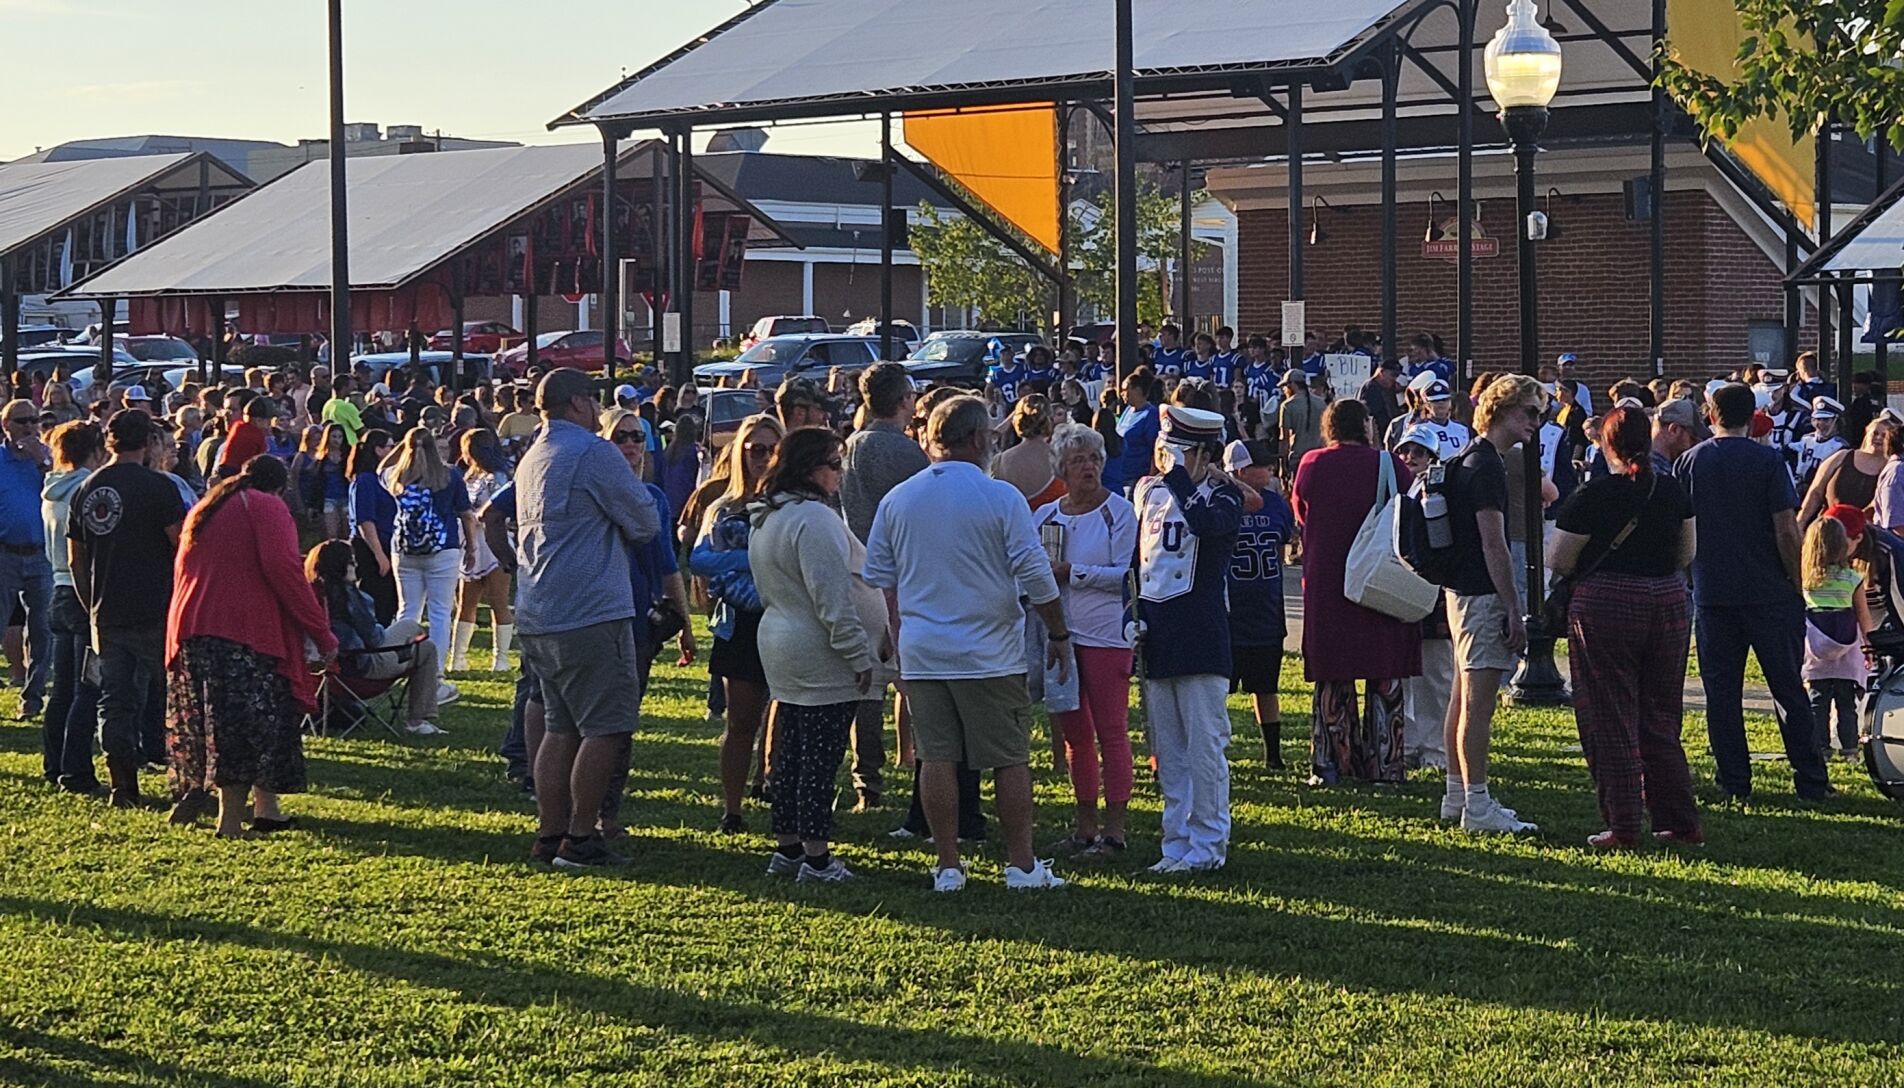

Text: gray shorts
xmin=907 ymin=674 xmax=1031 ymax=771
xmin=1447 ymin=591 xmax=1517 ymax=673
xmin=519 ymin=619 xmax=640 ymax=738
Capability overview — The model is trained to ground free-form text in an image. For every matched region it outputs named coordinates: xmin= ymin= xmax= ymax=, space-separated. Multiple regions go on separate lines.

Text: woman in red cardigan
xmin=166 ymin=454 xmax=337 ymax=838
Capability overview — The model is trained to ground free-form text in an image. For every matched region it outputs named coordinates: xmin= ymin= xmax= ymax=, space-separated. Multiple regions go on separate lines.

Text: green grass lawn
xmin=2 ymin=626 xmax=1901 ymax=1087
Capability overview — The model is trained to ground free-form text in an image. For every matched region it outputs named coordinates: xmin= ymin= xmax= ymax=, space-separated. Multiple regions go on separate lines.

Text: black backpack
xmin=1400 ymin=461 xmax=1461 ymax=587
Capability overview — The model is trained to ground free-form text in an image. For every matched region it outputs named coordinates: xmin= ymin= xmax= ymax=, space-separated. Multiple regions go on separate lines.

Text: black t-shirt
xmin=1444 ymin=437 xmax=1508 ymax=597
xmin=1360 ymin=378 xmax=1400 ymax=437
xmin=69 ymin=463 xmax=187 ymax=630
xmin=1554 ymin=472 xmax=1691 ymax=578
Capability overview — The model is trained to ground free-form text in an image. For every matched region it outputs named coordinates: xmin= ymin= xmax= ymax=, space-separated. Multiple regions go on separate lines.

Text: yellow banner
xmin=903 ymin=105 xmax=1060 ymax=253
xmin=1668 ymin=0 xmax=1816 ymax=227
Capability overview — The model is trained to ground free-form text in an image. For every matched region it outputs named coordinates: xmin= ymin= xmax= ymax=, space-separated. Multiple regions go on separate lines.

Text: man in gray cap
xmin=515 ymin=368 xmax=661 ymax=869
xmin=1650 ymin=398 xmax=1710 ymax=476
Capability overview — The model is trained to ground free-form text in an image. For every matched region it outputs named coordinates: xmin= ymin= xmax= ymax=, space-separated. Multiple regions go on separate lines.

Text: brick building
xmin=1208 ymin=145 xmax=1849 ymax=394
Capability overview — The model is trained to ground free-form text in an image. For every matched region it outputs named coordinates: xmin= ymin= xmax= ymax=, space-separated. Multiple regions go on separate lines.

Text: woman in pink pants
xmin=1035 ymin=427 xmax=1138 ymax=857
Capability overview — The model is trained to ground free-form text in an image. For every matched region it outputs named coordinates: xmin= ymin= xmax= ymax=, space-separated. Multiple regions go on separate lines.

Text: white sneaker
xmin=448 ymin=653 xmax=469 ymax=673
xmin=1004 ymin=859 xmax=1066 ymax=889
xmin=435 ymin=681 xmax=460 ymax=705
xmin=887 ymin=826 xmax=920 ymax=841
xmin=1439 ymin=795 xmax=1465 ymax=822
xmin=1461 ymin=798 xmax=1539 ymax=834
xmin=796 ymin=857 xmax=856 ymax=884
xmin=404 ymin=721 xmax=443 ymax=736
xmin=1148 ymin=856 xmax=1192 ymax=874
xmin=1186 ymin=857 xmax=1226 ymax=872
xmin=933 ymin=863 xmax=968 ymax=893
xmin=765 ymin=851 xmax=801 ymax=877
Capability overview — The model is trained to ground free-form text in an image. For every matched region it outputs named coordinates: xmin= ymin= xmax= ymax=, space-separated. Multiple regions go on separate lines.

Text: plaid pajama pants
xmin=1565 ymin=572 xmax=1702 ymax=842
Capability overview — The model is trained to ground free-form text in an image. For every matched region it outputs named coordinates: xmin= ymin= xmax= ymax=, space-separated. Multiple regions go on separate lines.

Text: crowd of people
xmin=11 ymin=321 xmax=1888 ymax=880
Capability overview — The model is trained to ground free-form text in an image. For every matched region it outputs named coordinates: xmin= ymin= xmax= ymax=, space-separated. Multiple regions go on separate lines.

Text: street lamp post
xmin=1487 ymin=0 xmax=1569 ymax=706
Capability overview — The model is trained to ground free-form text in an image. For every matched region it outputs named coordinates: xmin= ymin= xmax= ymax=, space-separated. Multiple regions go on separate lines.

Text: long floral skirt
xmin=1309 ymin=678 xmax=1406 ymax=785
xmin=168 ymin=635 xmax=307 ymax=795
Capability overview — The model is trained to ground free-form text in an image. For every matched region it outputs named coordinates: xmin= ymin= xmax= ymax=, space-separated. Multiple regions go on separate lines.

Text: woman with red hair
xmin=1547 ymin=405 xmax=1702 ymax=849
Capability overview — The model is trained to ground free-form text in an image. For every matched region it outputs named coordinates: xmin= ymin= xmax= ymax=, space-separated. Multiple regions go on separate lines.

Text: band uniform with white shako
xmin=1134 ymin=406 xmax=1244 ymax=680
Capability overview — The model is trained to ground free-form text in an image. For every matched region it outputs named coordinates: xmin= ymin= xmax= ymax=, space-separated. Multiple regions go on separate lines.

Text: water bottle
xmin=1422 ymin=490 xmax=1453 ymax=549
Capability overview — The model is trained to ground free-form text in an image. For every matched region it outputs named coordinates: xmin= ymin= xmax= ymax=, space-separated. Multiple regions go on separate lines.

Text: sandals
xmin=1079 ymin=836 xmax=1127 ymax=859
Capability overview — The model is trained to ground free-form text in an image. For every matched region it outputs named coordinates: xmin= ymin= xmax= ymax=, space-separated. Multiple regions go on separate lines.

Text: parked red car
xmin=429 ymin=321 xmax=520 ymax=354
xmin=495 ymin=329 xmax=634 ymax=376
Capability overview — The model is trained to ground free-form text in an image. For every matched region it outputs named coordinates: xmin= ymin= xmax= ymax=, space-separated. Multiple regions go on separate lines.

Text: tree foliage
xmin=910 ymin=203 xmax=1052 ymax=330
xmin=1657 ymin=0 xmax=1904 ymax=147
xmin=909 ymin=179 xmax=1205 ymax=332
xmin=1072 ymin=182 xmax=1204 ymax=328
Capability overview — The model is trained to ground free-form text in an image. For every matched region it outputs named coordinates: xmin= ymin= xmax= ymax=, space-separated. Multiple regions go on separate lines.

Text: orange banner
xmin=903 ymin=105 xmax=1060 ymax=253
xmin=1668 ymin=0 xmax=1816 ymax=227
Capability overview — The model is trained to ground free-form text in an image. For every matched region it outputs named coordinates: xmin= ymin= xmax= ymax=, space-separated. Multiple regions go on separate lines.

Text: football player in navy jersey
xmin=1211 ymin=326 xmax=1240 ymax=386
xmin=1023 ymin=344 xmax=1059 ymax=394
xmin=1241 ymin=335 xmax=1279 ymax=405
xmin=1222 ymin=439 xmax=1293 ymax=769
xmin=1152 ymin=323 xmax=1186 ymax=377
xmin=1403 ymin=332 xmax=1453 ymax=383
xmin=986 ymin=339 xmax=1029 ymax=403
xmin=1298 ymin=330 xmax=1328 ymax=379
xmin=1130 ymin=405 xmax=1244 ymax=873
xmin=1182 ymin=331 xmax=1220 ymax=381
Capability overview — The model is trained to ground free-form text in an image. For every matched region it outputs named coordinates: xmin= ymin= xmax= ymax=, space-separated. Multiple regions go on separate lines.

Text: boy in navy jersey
xmin=1152 ymin=323 xmax=1186 ymax=377
xmin=1222 ymin=440 xmax=1293 ymax=769
xmin=1130 ymin=405 xmax=1243 ymax=872
xmin=1211 ymin=326 xmax=1240 ymax=386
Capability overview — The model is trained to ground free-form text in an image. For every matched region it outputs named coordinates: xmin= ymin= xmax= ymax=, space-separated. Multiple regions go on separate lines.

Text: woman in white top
xmin=749 ymin=427 xmax=890 ymax=884
xmin=1034 ymin=425 xmax=1138 ymax=856
xmin=449 ymin=428 xmax=513 ymax=671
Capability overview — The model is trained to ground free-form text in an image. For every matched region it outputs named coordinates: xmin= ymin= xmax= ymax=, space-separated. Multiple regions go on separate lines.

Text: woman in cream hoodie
xmin=749 ymin=427 xmax=892 ymax=885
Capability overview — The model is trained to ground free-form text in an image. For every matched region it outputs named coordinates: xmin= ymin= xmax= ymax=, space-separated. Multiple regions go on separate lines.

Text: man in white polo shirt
xmin=863 ymin=395 xmax=1072 ymax=893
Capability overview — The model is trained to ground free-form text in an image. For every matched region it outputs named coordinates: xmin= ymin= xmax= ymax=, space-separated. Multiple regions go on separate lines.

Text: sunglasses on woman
xmin=744 ymin=442 xmax=777 ymax=457
xmin=612 ymin=429 xmax=643 ymax=445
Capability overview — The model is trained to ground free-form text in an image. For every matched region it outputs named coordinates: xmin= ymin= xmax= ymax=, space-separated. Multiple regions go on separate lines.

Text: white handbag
xmin=1342 ymin=451 xmax=1438 ymax=622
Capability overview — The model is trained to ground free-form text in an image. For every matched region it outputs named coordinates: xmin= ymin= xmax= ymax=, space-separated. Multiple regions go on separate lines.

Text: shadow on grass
xmin=0 ymin=895 xmax=1281 ymax=1088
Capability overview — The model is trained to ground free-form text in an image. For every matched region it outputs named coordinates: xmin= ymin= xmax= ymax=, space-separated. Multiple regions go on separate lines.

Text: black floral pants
xmin=769 ymin=700 xmax=857 ymax=842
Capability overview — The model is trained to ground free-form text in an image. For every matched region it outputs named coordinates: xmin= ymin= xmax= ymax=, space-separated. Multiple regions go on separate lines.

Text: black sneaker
xmin=717 ymin=813 xmax=746 ymax=835
xmin=528 ymin=834 xmax=565 ymax=865
xmin=551 ymin=834 xmax=627 ymax=870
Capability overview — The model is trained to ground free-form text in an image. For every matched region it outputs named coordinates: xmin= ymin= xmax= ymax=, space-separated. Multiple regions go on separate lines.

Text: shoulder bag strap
xmin=1573 ymin=475 xmax=1657 ymax=583
xmin=1374 ymin=447 xmax=1396 ymax=508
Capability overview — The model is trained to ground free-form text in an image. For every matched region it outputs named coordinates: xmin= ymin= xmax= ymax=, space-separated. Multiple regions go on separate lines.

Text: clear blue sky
xmin=0 ymin=0 xmax=876 ymax=161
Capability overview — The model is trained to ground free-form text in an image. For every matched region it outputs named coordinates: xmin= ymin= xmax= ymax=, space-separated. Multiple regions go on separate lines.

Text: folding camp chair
xmin=302 ymin=642 xmax=420 ymax=739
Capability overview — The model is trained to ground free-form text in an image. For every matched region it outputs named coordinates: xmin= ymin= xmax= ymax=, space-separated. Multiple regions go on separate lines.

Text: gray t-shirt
xmin=513 ymin=418 xmax=660 ymax=636
xmin=840 ymin=419 xmax=929 ymax=543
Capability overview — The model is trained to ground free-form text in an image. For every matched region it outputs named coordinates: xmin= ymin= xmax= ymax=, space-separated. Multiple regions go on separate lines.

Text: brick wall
xmin=1236 ymin=189 xmax=1800 ymax=394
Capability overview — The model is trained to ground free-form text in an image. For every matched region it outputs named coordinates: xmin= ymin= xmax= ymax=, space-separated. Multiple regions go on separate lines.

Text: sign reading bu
xmin=1422 ymin=216 xmax=1501 ymax=260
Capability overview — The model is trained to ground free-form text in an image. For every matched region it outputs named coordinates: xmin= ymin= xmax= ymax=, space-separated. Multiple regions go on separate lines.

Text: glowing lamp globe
xmin=1484 ymin=0 xmax=1563 ymax=111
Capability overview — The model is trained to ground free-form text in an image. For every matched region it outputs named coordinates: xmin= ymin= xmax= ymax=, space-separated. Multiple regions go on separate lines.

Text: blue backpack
xmin=393 ymin=484 xmax=448 ymax=556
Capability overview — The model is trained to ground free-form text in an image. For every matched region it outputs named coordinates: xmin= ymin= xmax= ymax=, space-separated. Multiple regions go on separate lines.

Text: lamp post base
xmin=1505 ymin=617 xmax=1570 ymax=707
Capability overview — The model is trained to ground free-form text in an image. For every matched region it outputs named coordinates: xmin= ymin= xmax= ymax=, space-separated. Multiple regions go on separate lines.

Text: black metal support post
xmin=1839 ymin=278 xmax=1855 ymax=377
xmin=203 ymin=295 xmax=222 ymax=384
xmin=600 ymin=126 xmax=620 ymax=383
xmin=1648 ymin=0 xmax=1666 ymax=377
xmin=678 ymin=131 xmax=695 ymax=380
xmin=1878 ymin=141 xmax=1890 ymax=373
xmin=1287 ymin=85 xmax=1304 ymax=307
xmin=1819 ymin=120 xmax=1838 ymax=389
xmin=1457 ymin=0 xmax=1475 ymax=380
xmin=651 ymin=142 xmax=667 ymax=363
xmin=1112 ymin=0 xmax=1138 ymax=382
xmin=1381 ymin=39 xmax=1399 ymax=365
xmin=1503 ymin=105 xmax=1567 ymax=707
xmin=1785 ymin=229 xmax=1802 ymax=365
xmin=98 ymin=298 xmax=115 ymax=385
xmin=880 ymin=112 xmax=895 ymax=361
xmin=0 ymin=255 xmax=16 ymax=380
xmin=326 ymin=0 xmax=351 ymax=382
xmin=1178 ymin=159 xmax=1193 ymax=326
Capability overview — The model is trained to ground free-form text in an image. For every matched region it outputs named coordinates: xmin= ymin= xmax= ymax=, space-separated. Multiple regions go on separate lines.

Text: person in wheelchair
xmin=305 ymin=539 xmax=454 ymax=736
